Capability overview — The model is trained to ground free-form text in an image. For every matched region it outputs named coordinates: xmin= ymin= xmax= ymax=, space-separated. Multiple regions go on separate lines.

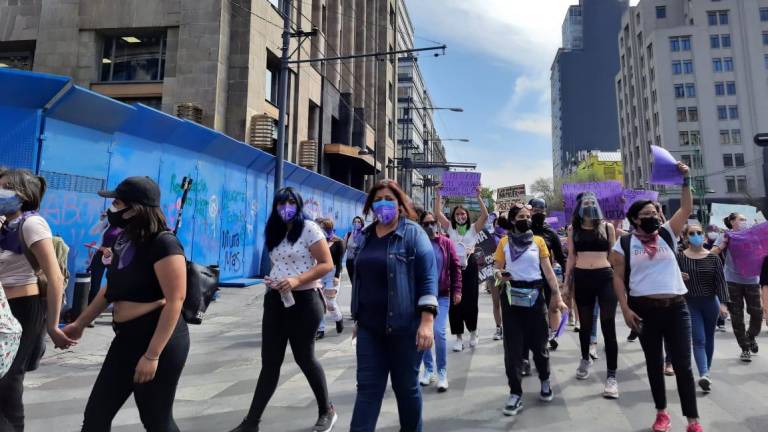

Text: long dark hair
xmin=362 ymin=180 xmax=417 ymax=221
xmin=723 ymin=212 xmax=742 ymax=229
xmin=265 ymin=187 xmax=307 ymax=251
xmin=0 ymin=168 xmax=47 ymax=212
xmin=122 ymin=203 xmax=170 ymax=243
xmin=450 ymin=205 xmax=472 ymax=231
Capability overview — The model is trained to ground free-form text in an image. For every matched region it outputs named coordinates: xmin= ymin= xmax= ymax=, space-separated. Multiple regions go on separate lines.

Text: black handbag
xmin=182 ymin=261 xmax=219 ymax=324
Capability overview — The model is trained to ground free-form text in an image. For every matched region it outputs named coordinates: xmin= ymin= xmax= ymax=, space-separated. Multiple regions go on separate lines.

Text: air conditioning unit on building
xmin=175 ymin=103 xmax=203 ymax=124
xmin=299 ymin=140 xmax=318 ymax=171
xmin=248 ymin=114 xmax=276 ymax=151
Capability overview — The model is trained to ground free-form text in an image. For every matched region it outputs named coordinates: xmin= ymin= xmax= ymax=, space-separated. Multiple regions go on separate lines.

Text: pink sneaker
xmin=652 ymin=412 xmax=671 ymax=432
xmin=686 ymin=422 xmax=703 ymax=432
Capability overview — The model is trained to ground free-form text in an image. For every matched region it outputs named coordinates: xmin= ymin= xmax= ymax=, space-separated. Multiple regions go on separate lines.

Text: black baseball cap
xmin=528 ymin=198 xmax=547 ymax=210
xmin=98 ymin=176 xmax=161 ymax=207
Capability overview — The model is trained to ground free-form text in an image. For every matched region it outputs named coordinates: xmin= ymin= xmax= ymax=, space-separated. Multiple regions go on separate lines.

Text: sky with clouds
xmin=406 ymin=0 xmax=625 ymax=191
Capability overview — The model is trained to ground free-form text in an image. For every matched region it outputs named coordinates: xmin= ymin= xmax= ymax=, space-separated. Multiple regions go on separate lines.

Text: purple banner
xmin=441 ymin=172 xmax=481 ymax=197
xmin=549 ymin=211 xmax=566 ymax=229
xmin=622 ymin=189 xmax=659 ymax=213
xmin=545 ymin=216 xmax=561 ymax=230
xmin=650 ymin=145 xmax=684 ymax=186
xmin=727 ymin=223 xmax=768 ymax=278
xmin=562 ymin=181 xmax=624 ymax=221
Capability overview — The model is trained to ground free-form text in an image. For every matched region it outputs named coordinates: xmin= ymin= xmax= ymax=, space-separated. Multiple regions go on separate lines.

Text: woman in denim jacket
xmin=350 ymin=180 xmax=438 ymax=432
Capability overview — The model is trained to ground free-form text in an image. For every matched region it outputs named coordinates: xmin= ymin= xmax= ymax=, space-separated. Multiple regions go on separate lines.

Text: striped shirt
xmin=676 ymin=252 xmax=729 ymax=302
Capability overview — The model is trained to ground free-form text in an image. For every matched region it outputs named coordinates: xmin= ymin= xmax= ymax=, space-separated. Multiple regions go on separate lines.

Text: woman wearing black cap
xmin=62 ymin=176 xmax=190 ymax=432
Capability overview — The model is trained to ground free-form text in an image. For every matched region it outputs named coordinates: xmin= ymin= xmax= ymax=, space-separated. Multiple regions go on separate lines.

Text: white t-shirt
xmin=495 ymin=236 xmax=550 ymax=282
xmin=612 ymin=223 xmax=687 ymax=297
xmin=447 ymin=225 xmax=478 ymax=268
xmin=0 ymin=215 xmax=52 ymax=287
xmin=269 ymin=220 xmax=325 ymax=291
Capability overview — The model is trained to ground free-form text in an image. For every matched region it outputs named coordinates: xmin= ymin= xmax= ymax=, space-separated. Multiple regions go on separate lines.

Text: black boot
xmin=336 ymin=320 xmax=344 ymax=334
xmin=316 ymin=330 xmax=325 ymax=340
xmin=229 ymin=418 xmax=259 ymax=432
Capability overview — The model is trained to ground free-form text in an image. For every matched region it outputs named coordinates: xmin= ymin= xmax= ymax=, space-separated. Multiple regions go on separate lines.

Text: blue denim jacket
xmin=351 ymin=218 xmax=438 ymax=334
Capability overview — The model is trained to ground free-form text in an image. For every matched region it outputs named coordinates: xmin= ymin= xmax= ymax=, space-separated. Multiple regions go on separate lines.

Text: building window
xmin=726 ymin=81 xmax=736 ymax=95
xmin=719 ymin=11 xmax=729 ymax=25
xmin=726 ymin=176 xmax=736 ymax=192
xmin=715 ymin=82 xmax=725 ymax=96
xmin=737 ymin=176 xmax=747 ymax=193
xmin=0 ymin=41 xmax=35 ymax=70
xmin=720 ymin=129 xmax=731 ymax=144
xmin=723 ymin=154 xmax=734 ymax=167
xmin=729 ymin=105 xmax=739 ymax=119
xmin=708 ymin=11 xmax=718 ymax=26
xmin=388 ymin=81 xmax=393 ymax=101
xmin=672 ymin=61 xmax=682 ymax=75
xmin=674 ymin=84 xmax=685 ymax=98
xmin=683 ymin=60 xmax=694 ymax=74
xmin=679 ymin=131 xmax=690 ymax=146
xmin=731 ymin=129 xmax=741 ymax=144
xmin=688 ymin=107 xmax=698 ymax=121
xmin=717 ymin=105 xmax=728 ymax=120
xmin=763 ymin=32 xmax=768 ymax=45
xmin=761 ymin=8 xmax=768 ymax=22
xmin=735 ymin=153 xmax=744 ymax=167
xmin=685 ymin=83 xmax=696 ymax=97
xmin=764 ymin=54 xmax=768 ymax=70
xmin=724 ymin=57 xmax=734 ymax=71
xmin=265 ymin=51 xmax=280 ymax=104
xmin=690 ymin=130 xmax=700 ymax=145
xmin=100 ymin=32 xmax=167 ymax=82
xmin=656 ymin=6 xmax=667 ymax=19
xmin=681 ymin=37 xmax=692 ymax=51
xmin=721 ymin=34 xmax=731 ymax=47
xmin=710 ymin=35 xmax=721 ymax=49
xmin=682 ymin=154 xmax=693 ymax=167
xmin=713 ymin=58 xmax=722 ymax=72
xmin=388 ymin=119 xmax=394 ymax=140
xmin=390 ymin=5 xmax=396 ymax=29
xmin=670 ymin=38 xmax=681 ymax=52
xmin=677 ymin=108 xmax=688 ymax=122
xmin=695 ymin=177 xmax=706 ymax=192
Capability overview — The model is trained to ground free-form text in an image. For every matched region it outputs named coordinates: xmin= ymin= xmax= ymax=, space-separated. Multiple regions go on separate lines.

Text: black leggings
xmin=0 ymin=295 xmax=45 ymax=432
xmin=574 ymin=268 xmax=618 ymax=372
xmin=450 ymin=254 xmax=479 ymax=335
xmin=346 ymin=259 xmax=356 ymax=284
xmin=245 ymin=289 xmax=330 ymax=421
xmin=88 ymin=251 xmax=106 ymax=304
xmin=81 ymin=308 xmax=189 ymax=432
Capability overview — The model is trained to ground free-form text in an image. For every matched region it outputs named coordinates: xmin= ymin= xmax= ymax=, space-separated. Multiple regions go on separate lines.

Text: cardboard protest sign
xmin=710 ymin=203 xmax=758 ymax=229
xmin=649 ymin=145 xmax=684 ymax=186
xmin=497 ymin=185 xmax=526 ymax=201
xmin=727 ymin=223 xmax=768 ymax=278
xmin=474 ymin=228 xmax=499 ymax=283
xmin=622 ymin=189 xmax=659 ymax=213
xmin=441 ymin=172 xmax=481 ymax=197
xmin=562 ymin=181 xmax=624 ymax=221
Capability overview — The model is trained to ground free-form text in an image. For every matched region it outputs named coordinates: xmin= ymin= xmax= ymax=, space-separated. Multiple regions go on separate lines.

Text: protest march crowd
xmin=0 ymin=152 xmax=767 ymax=432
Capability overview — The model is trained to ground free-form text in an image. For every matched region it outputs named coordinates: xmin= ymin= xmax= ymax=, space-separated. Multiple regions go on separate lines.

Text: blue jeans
xmin=351 ymin=326 xmax=423 ymax=432
xmin=421 ymin=296 xmax=449 ymax=373
xmin=687 ymin=296 xmax=720 ymax=377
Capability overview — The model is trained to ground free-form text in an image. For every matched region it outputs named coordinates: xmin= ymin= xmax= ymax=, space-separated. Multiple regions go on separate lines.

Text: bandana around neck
xmin=507 ymin=231 xmax=534 ymax=262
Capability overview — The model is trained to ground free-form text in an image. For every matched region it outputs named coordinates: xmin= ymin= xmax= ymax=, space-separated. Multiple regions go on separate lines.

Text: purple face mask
xmin=372 ymin=200 xmax=398 ymax=225
xmin=277 ymin=203 xmax=297 ymax=222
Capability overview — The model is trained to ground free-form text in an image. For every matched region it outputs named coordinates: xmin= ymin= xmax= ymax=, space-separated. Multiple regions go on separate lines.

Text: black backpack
xmin=619 ymin=229 xmax=674 ymax=292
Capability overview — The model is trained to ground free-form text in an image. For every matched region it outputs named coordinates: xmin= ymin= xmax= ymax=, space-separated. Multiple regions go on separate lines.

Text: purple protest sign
xmin=562 ymin=181 xmax=625 ymax=221
xmin=622 ymin=189 xmax=659 ymax=213
xmin=727 ymin=223 xmax=768 ymax=278
xmin=441 ymin=172 xmax=481 ymax=197
xmin=549 ymin=211 xmax=566 ymax=229
xmin=545 ymin=217 xmax=561 ymax=230
xmin=650 ymin=145 xmax=684 ymax=186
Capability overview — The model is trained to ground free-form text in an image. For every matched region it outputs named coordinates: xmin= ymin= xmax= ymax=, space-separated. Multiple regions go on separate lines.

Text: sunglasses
xmin=688 ymin=231 xmax=703 ymax=236
xmin=422 ymin=221 xmax=437 ymax=227
xmin=513 ymin=203 xmax=532 ymax=210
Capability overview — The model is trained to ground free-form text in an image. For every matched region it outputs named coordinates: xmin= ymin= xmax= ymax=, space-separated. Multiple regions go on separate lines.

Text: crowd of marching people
xmin=1 ymin=159 xmax=768 ymax=432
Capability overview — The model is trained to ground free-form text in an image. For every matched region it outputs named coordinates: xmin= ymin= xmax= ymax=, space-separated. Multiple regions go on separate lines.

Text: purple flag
xmin=556 ymin=310 xmax=570 ymax=338
xmin=650 ymin=145 xmax=683 ymax=186
xmin=622 ymin=189 xmax=659 ymax=213
xmin=727 ymin=223 xmax=768 ymax=278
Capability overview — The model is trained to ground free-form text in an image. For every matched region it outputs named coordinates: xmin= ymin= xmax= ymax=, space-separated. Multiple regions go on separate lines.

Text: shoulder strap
xmin=658 ymin=227 xmax=674 ymax=249
xmin=17 ymin=218 xmax=41 ymax=272
xmin=620 ymin=234 xmax=632 ymax=291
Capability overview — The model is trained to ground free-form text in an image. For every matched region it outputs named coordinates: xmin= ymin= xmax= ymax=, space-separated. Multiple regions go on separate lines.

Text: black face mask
xmin=639 ymin=217 xmax=661 ymax=234
xmin=515 ymin=219 xmax=532 ymax=233
xmin=531 ymin=213 xmax=546 ymax=228
xmin=107 ymin=207 xmax=131 ymax=229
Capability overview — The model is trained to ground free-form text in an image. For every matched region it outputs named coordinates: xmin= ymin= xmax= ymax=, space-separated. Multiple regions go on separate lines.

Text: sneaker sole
xmin=502 ymin=406 xmax=522 ymax=416
xmin=539 ymin=393 xmax=554 ymax=402
xmin=576 ymin=372 xmax=590 ymax=380
xmin=313 ymin=412 xmax=338 ymax=432
xmin=437 ymin=386 xmax=448 ymax=393
xmin=652 ymin=426 xmax=671 ymax=432
xmin=602 ymin=391 xmax=619 ymax=399
xmin=698 ymin=380 xmax=711 ymax=393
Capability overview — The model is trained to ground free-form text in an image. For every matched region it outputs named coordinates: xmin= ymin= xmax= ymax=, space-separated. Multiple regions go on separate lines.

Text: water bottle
xmin=280 ymin=290 xmax=295 ymax=308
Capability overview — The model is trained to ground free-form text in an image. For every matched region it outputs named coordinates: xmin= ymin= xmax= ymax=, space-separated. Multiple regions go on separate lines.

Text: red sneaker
xmin=686 ymin=422 xmax=704 ymax=432
xmin=652 ymin=412 xmax=671 ymax=432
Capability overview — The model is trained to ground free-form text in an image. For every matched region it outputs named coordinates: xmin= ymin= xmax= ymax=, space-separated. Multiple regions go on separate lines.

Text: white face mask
xmin=707 ymin=232 xmax=718 ymax=241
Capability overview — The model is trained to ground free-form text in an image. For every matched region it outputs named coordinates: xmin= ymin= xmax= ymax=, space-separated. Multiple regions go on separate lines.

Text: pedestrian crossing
xmin=24 ymin=284 xmax=768 ymax=431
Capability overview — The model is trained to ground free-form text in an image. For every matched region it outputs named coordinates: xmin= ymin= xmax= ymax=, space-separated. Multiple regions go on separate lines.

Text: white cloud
xmin=510 ymin=114 xmax=552 ymax=137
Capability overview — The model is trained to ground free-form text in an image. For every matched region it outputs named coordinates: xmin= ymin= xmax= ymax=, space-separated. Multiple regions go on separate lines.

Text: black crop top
xmin=574 ymin=226 xmax=611 ymax=253
xmin=105 ymin=231 xmax=185 ymax=303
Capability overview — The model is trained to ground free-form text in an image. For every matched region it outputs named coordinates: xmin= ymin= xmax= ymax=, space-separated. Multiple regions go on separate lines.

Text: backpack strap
xmin=620 ymin=234 xmax=632 ymax=292
xmin=658 ymin=226 xmax=674 ymax=249
xmin=17 ymin=217 xmax=41 ymax=272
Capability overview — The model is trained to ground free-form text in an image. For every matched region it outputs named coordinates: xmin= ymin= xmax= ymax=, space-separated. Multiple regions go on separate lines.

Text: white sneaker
xmin=469 ymin=331 xmax=479 ymax=348
xmin=452 ymin=338 xmax=464 ymax=352
xmin=437 ymin=369 xmax=449 ymax=392
xmin=419 ymin=368 xmax=435 ymax=386
xmin=603 ymin=377 xmax=619 ymax=399
xmin=576 ymin=358 xmax=592 ymax=380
